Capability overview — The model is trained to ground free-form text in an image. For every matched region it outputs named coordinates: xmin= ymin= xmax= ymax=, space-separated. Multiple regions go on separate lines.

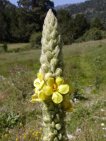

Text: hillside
xmin=56 ymin=0 xmax=106 ymax=27
xmin=0 ymin=39 xmax=106 ymax=140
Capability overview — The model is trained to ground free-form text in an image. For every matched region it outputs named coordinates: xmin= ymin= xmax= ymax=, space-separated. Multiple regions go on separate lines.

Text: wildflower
xmin=16 ymin=138 xmax=19 ymax=141
xmin=101 ymin=123 xmax=105 ymax=126
xmin=31 ymin=73 xmax=70 ymax=104
xmin=101 ymin=109 xmax=105 ymax=112
xmin=31 ymin=9 xmax=73 ymax=141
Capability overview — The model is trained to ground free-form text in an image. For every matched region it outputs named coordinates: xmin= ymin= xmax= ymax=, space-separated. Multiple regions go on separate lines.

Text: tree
xmin=0 ymin=0 xmax=20 ymax=42
xmin=0 ymin=0 xmax=14 ymax=42
xmin=91 ymin=17 xmax=104 ymax=30
xmin=0 ymin=0 xmax=54 ymax=42
xmin=18 ymin=0 xmax=54 ymax=11
xmin=74 ymin=14 xmax=89 ymax=39
xmin=17 ymin=0 xmax=54 ymax=42
xmin=57 ymin=9 xmax=75 ymax=44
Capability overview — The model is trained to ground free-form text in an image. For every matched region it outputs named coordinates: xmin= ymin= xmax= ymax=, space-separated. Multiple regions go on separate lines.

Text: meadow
xmin=0 ymin=39 xmax=106 ymax=141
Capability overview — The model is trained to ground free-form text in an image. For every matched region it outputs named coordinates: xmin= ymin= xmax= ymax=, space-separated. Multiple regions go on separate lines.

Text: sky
xmin=10 ymin=0 xmax=86 ymax=6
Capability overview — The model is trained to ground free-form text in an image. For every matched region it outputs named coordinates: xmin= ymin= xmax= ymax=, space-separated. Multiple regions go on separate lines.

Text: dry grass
xmin=0 ymin=39 xmax=106 ymax=141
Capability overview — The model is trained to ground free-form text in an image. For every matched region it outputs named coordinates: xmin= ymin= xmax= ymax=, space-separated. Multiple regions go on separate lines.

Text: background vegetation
xmin=0 ymin=0 xmax=106 ymax=141
xmin=0 ymin=0 xmax=106 ymax=45
xmin=0 ymin=0 xmax=54 ymax=43
xmin=0 ymin=39 xmax=106 ymax=141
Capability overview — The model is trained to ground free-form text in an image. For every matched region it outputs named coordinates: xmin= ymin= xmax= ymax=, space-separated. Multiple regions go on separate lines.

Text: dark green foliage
xmin=57 ymin=10 xmax=89 ymax=44
xmin=0 ymin=0 xmax=14 ymax=42
xmin=0 ymin=0 xmax=106 ymax=44
xmin=3 ymin=43 xmax=8 ymax=52
xmin=29 ymin=32 xmax=42 ymax=48
xmin=85 ymin=28 xmax=102 ymax=40
xmin=56 ymin=0 xmax=106 ymax=44
xmin=77 ymin=28 xmax=106 ymax=42
xmin=0 ymin=0 xmax=54 ymax=43
xmin=57 ymin=9 xmax=75 ymax=44
xmin=0 ymin=43 xmax=8 ymax=52
xmin=91 ymin=17 xmax=104 ymax=30
xmin=0 ymin=45 xmax=4 ymax=53
xmin=0 ymin=112 xmax=21 ymax=134
xmin=61 ymin=0 xmax=106 ymax=29
xmin=74 ymin=14 xmax=89 ymax=39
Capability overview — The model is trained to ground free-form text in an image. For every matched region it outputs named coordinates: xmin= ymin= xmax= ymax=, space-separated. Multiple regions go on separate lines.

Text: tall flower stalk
xmin=31 ymin=9 xmax=73 ymax=141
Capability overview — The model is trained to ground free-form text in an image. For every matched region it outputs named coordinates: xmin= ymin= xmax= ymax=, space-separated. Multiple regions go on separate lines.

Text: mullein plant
xmin=31 ymin=9 xmax=73 ymax=141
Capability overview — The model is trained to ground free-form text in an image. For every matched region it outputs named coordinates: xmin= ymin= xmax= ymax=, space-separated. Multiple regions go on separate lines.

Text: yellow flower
xmin=31 ymin=73 xmax=45 ymax=102
xmin=33 ymin=78 xmax=44 ymax=90
xmin=52 ymin=92 xmax=63 ymax=104
xmin=56 ymin=77 xmax=64 ymax=85
xmin=37 ymin=72 xmax=44 ymax=81
xmin=31 ymin=73 xmax=70 ymax=104
xmin=45 ymin=77 xmax=69 ymax=104
xmin=43 ymin=85 xmax=53 ymax=96
xmin=23 ymin=134 xmax=27 ymax=139
xmin=16 ymin=138 xmax=19 ymax=141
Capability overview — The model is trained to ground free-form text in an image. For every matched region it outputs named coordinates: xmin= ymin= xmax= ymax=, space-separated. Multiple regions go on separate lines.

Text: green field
xmin=0 ymin=39 xmax=106 ymax=141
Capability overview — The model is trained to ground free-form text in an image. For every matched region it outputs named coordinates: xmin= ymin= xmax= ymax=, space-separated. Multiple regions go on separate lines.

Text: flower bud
xmin=41 ymin=64 xmax=49 ymax=73
xmin=54 ymin=68 xmax=62 ymax=76
xmin=45 ymin=73 xmax=53 ymax=80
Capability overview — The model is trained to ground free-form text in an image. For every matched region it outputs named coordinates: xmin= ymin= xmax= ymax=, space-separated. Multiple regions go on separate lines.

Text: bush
xmin=29 ymin=32 xmax=42 ymax=48
xmin=77 ymin=28 xmax=106 ymax=42
xmin=0 ymin=112 xmax=21 ymax=136
xmin=3 ymin=43 xmax=8 ymax=52
xmin=0 ymin=43 xmax=8 ymax=53
xmin=0 ymin=45 xmax=4 ymax=53
xmin=102 ymin=30 xmax=106 ymax=38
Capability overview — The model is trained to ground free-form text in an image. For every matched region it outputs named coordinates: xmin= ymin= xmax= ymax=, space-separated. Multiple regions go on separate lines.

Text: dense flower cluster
xmin=31 ymin=73 xmax=73 ymax=111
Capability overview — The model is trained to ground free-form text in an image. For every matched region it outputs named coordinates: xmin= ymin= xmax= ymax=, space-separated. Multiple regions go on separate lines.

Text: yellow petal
xmin=38 ymin=92 xmax=47 ymax=101
xmin=32 ymin=94 xmax=37 ymax=99
xmin=30 ymin=99 xmax=36 ymax=103
xmin=30 ymin=93 xmax=43 ymax=103
xmin=30 ymin=98 xmax=42 ymax=103
xmin=34 ymin=78 xmax=44 ymax=90
xmin=56 ymin=77 xmax=64 ymax=86
xmin=52 ymin=92 xmax=63 ymax=104
xmin=39 ymin=81 xmax=44 ymax=89
xmin=34 ymin=88 xmax=39 ymax=94
xmin=43 ymin=86 xmax=53 ymax=96
xmin=47 ymin=77 xmax=54 ymax=86
xmin=37 ymin=73 xmax=44 ymax=81
xmin=33 ymin=78 xmax=40 ymax=87
xmin=58 ymin=84 xmax=69 ymax=94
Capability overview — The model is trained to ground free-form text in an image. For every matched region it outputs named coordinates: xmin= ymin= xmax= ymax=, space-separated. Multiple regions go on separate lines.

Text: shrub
xmin=0 ymin=43 xmax=8 ymax=53
xmin=102 ymin=30 xmax=106 ymax=38
xmin=0 ymin=45 xmax=4 ymax=53
xmin=0 ymin=112 xmax=21 ymax=135
xmin=77 ymin=28 xmax=106 ymax=42
xmin=29 ymin=32 xmax=42 ymax=48
xmin=3 ymin=43 xmax=8 ymax=52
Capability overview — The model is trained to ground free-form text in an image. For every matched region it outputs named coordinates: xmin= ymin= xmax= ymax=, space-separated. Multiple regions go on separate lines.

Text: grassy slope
xmin=0 ymin=39 xmax=106 ymax=141
xmin=0 ymin=39 xmax=106 ymax=86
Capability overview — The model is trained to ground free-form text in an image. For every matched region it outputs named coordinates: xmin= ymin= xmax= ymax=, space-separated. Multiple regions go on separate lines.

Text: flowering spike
xmin=40 ymin=9 xmax=63 ymax=78
xmin=31 ymin=9 xmax=73 ymax=141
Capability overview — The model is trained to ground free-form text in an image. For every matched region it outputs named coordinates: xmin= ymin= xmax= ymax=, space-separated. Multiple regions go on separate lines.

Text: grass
xmin=7 ymin=43 xmax=29 ymax=51
xmin=0 ymin=43 xmax=30 ymax=53
xmin=0 ymin=39 xmax=106 ymax=141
